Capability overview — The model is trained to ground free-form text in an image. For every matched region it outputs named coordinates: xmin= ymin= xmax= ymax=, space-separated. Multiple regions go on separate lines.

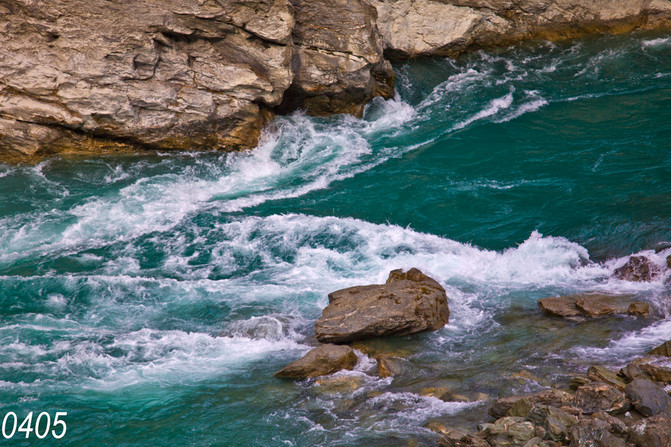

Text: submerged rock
xmin=614 ymin=256 xmax=662 ymax=282
xmin=537 ymin=293 xmax=648 ymax=319
xmin=314 ymin=268 xmax=449 ymax=343
xmin=274 ymin=344 xmax=357 ymax=379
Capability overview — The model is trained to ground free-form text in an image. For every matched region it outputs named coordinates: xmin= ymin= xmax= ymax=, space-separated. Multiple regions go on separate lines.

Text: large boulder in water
xmin=274 ymin=344 xmax=357 ymax=379
xmin=614 ymin=256 xmax=662 ymax=282
xmin=314 ymin=268 xmax=449 ymax=344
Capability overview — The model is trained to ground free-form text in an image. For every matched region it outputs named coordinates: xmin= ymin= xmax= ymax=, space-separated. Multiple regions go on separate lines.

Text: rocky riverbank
xmin=275 ymin=253 xmax=671 ymax=446
xmin=2 ymin=0 xmax=671 ymax=161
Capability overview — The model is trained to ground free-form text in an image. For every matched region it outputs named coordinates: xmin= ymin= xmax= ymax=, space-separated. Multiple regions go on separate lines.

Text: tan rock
xmin=275 ymin=344 xmax=358 ymax=379
xmin=314 ymin=268 xmax=449 ymax=343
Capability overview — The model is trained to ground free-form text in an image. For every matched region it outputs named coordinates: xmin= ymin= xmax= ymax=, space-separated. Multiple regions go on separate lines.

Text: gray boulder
xmin=624 ymin=378 xmax=671 ymax=417
xmin=314 ymin=268 xmax=449 ymax=344
xmin=275 ymin=344 xmax=358 ymax=379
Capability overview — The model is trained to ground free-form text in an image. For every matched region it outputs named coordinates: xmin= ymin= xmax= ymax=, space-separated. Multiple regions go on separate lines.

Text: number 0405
xmin=2 ymin=411 xmax=67 ymax=439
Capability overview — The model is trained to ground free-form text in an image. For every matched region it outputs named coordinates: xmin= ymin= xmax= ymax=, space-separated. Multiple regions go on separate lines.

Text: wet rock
xmin=624 ymin=378 xmax=671 ymax=417
xmin=614 ymin=256 xmax=662 ymax=282
xmin=537 ymin=293 xmax=646 ymax=319
xmin=588 ymin=365 xmax=627 ymax=391
xmin=648 ymin=340 xmax=671 ymax=357
xmin=538 ymin=296 xmax=583 ymax=318
xmin=438 ymin=430 xmax=489 ymax=447
xmin=629 ymin=411 xmax=671 ymax=447
xmin=420 ymin=386 xmax=452 ymax=401
xmin=490 ymin=396 xmax=525 ymax=419
xmin=376 ymin=354 xmax=406 ymax=378
xmin=667 ymin=254 xmax=671 ymax=269
xmin=424 ymin=420 xmax=451 ymax=436
xmin=521 ymin=438 xmax=558 ymax=447
xmin=568 ymin=416 xmax=631 ymax=447
xmin=574 ymin=382 xmax=629 ymax=415
xmin=314 ymin=374 xmax=365 ymax=393
xmin=314 ymin=268 xmax=449 ymax=343
xmin=275 ymin=344 xmax=357 ymax=379
xmin=591 ymin=411 xmax=628 ymax=436
xmin=627 ymin=301 xmax=650 ymax=317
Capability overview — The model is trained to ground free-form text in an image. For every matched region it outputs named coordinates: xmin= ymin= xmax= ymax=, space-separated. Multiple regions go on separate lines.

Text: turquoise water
xmin=1 ymin=32 xmax=670 ymax=446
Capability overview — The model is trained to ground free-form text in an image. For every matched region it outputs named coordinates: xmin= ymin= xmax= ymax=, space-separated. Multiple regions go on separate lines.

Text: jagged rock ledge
xmin=2 ymin=0 xmax=671 ymax=161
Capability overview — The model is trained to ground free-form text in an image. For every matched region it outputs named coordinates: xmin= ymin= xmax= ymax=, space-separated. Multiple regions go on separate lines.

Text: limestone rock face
xmin=314 ymin=268 xmax=449 ymax=343
xmin=280 ymin=0 xmax=394 ymax=116
xmin=0 ymin=0 xmax=393 ymax=161
xmin=274 ymin=344 xmax=358 ymax=379
xmin=371 ymin=0 xmax=671 ymax=58
xmin=0 ymin=0 xmax=296 ymax=160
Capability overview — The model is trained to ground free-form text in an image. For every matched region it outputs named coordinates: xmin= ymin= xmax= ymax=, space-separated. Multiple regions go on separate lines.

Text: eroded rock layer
xmin=2 ymin=0 xmax=671 ymax=160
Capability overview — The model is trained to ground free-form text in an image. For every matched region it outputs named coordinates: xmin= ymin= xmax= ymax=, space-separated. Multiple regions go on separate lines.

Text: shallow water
xmin=0 ymin=32 xmax=670 ymax=446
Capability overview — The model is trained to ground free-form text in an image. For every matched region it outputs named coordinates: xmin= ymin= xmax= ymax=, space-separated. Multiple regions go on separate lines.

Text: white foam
xmin=642 ymin=37 xmax=671 ymax=48
xmin=572 ymin=318 xmax=671 ymax=363
xmin=452 ymin=91 xmax=514 ymax=130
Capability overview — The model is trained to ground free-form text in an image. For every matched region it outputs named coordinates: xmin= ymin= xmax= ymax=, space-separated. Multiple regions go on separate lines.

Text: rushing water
xmin=1 ymin=32 xmax=670 ymax=446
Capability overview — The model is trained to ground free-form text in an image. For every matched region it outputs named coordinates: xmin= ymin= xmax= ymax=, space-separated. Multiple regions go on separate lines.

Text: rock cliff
xmin=1 ymin=0 xmax=670 ymax=161
xmin=0 ymin=0 xmax=392 ymax=161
